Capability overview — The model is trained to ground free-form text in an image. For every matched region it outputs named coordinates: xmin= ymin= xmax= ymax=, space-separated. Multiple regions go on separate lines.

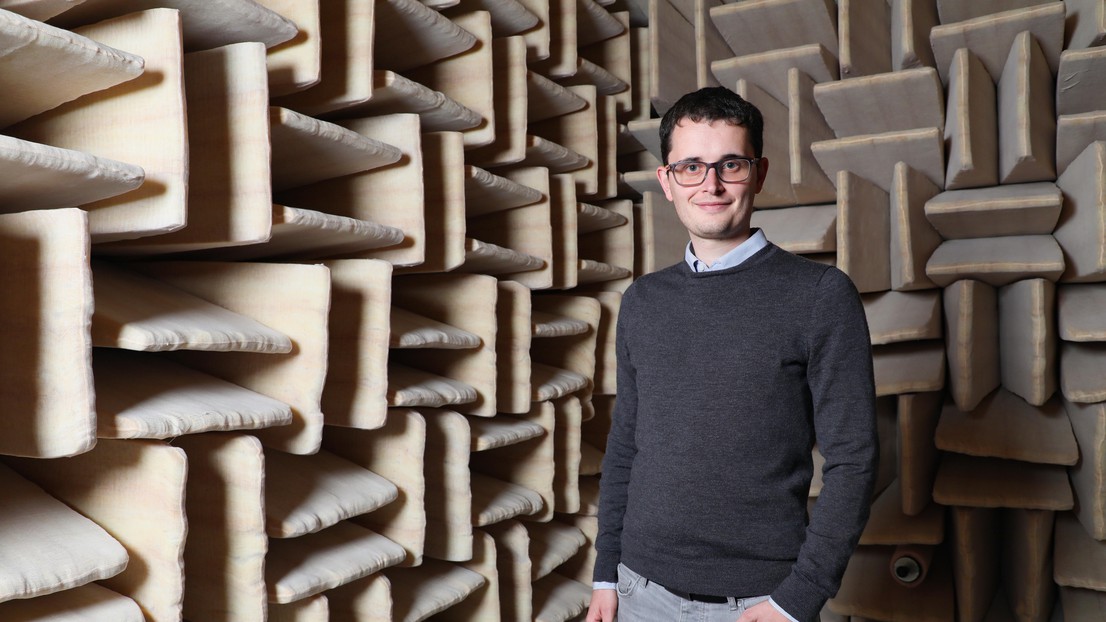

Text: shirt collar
xmin=684 ymin=229 xmax=769 ymax=272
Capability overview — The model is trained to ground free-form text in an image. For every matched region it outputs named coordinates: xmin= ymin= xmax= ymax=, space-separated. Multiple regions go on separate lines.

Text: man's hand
xmin=737 ymin=600 xmax=792 ymax=622
xmin=585 ymin=588 xmax=617 ymax=621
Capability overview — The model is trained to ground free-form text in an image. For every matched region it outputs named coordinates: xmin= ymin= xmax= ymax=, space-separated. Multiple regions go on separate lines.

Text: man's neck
xmin=690 ymin=234 xmax=750 ymax=267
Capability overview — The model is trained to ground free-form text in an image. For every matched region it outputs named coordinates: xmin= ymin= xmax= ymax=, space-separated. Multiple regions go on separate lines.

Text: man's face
xmin=656 ymin=119 xmax=768 ymax=249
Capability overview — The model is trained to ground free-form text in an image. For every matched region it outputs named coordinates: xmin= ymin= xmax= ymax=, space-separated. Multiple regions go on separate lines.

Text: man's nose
xmin=701 ymin=166 xmax=724 ymax=192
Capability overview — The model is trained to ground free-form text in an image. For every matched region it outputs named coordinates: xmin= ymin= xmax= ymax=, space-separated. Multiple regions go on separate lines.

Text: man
xmin=586 ymin=87 xmax=878 ymax=622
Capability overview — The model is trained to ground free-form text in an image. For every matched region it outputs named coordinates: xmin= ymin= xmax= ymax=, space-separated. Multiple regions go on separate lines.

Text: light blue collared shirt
xmin=684 ymin=228 xmax=769 ymax=272
xmin=595 ymin=230 xmax=799 ymax=622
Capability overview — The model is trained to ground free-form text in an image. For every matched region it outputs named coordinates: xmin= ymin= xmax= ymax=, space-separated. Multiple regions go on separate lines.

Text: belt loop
xmin=727 ymin=596 xmax=738 ymax=611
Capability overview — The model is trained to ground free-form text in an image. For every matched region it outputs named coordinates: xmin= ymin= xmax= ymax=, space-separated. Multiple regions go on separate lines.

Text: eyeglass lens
xmin=670 ymin=159 xmax=754 ymax=185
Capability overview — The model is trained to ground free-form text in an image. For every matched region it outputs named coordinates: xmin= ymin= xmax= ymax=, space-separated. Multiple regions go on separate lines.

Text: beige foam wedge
xmin=0 ymin=583 xmax=142 ymax=621
xmin=135 ymin=261 xmax=330 ymax=455
xmin=936 ymin=389 xmax=1077 ymax=465
xmin=0 ymin=209 xmax=94 ymax=458
xmin=7 ymin=439 xmax=188 ymax=621
xmin=929 ymin=2 xmax=1064 ymax=85
xmin=997 ymin=30 xmax=1056 ymax=184
xmin=266 ymin=521 xmax=407 ymax=604
xmin=94 ymin=349 xmax=293 ymax=439
xmin=0 ymin=8 xmax=143 ymax=128
xmin=324 ymin=409 xmax=429 ymax=567
xmin=0 ymin=462 xmax=129 ymax=603
xmin=265 ymin=448 xmax=398 ymax=539
xmin=91 ymin=261 xmax=293 ymax=353
xmin=176 ymin=433 xmax=267 ymax=622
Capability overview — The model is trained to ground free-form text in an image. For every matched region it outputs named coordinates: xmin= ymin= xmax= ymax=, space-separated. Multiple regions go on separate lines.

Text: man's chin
xmin=694 ymin=228 xmax=750 ymax=241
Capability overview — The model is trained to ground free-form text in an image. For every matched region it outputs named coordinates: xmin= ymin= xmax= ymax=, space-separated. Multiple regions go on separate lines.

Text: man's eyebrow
xmin=673 ymin=153 xmax=751 ymax=162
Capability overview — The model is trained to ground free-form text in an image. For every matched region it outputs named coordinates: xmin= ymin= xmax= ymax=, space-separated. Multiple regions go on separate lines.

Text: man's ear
xmin=657 ymin=165 xmax=675 ymax=201
xmin=753 ymin=157 xmax=769 ymax=194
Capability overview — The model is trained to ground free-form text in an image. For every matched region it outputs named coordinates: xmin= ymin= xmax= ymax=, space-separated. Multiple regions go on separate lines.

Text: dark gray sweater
xmin=594 ymin=244 xmax=878 ymax=622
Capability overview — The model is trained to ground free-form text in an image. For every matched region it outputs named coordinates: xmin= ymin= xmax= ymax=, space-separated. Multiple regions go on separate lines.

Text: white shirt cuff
xmin=769 ymin=597 xmax=801 ymax=622
xmin=593 ymin=581 xmax=617 ymax=590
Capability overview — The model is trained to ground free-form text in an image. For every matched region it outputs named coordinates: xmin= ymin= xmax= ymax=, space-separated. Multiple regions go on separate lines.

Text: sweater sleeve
xmin=770 ymin=267 xmax=879 ymax=621
xmin=592 ymin=293 xmax=640 ymax=584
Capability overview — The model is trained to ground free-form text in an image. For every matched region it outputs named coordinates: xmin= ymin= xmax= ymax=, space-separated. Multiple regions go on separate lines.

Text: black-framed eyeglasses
xmin=665 ymin=157 xmax=761 ymax=186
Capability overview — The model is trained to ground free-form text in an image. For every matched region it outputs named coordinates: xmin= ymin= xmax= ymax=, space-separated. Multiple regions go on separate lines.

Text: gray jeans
xmin=615 ymin=563 xmax=771 ymax=622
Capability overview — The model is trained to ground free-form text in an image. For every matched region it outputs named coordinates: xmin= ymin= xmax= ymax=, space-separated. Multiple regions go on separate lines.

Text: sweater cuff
xmin=771 ymin=572 xmax=826 ymax=622
xmin=592 ymin=550 xmax=620 ymax=584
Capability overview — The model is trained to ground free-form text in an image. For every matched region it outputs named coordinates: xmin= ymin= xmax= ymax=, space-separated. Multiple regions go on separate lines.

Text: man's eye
xmin=721 ymin=160 xmax=743 ymax=170
xmin=681 ymin=163 xmax=702 ymax=173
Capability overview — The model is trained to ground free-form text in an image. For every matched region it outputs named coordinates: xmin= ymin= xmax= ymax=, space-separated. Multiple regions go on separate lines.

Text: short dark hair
xmin=659 ymin=87 xmax=764 ymax=164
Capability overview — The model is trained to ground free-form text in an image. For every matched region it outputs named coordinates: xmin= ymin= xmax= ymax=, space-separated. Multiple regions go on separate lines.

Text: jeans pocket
xmin=616 ymin=563 xmax=642 ymax=597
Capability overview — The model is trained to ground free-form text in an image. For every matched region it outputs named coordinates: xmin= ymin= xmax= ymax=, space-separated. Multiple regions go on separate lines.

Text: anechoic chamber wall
xmin=0 ymin=0 xmax=1105 ymax=621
